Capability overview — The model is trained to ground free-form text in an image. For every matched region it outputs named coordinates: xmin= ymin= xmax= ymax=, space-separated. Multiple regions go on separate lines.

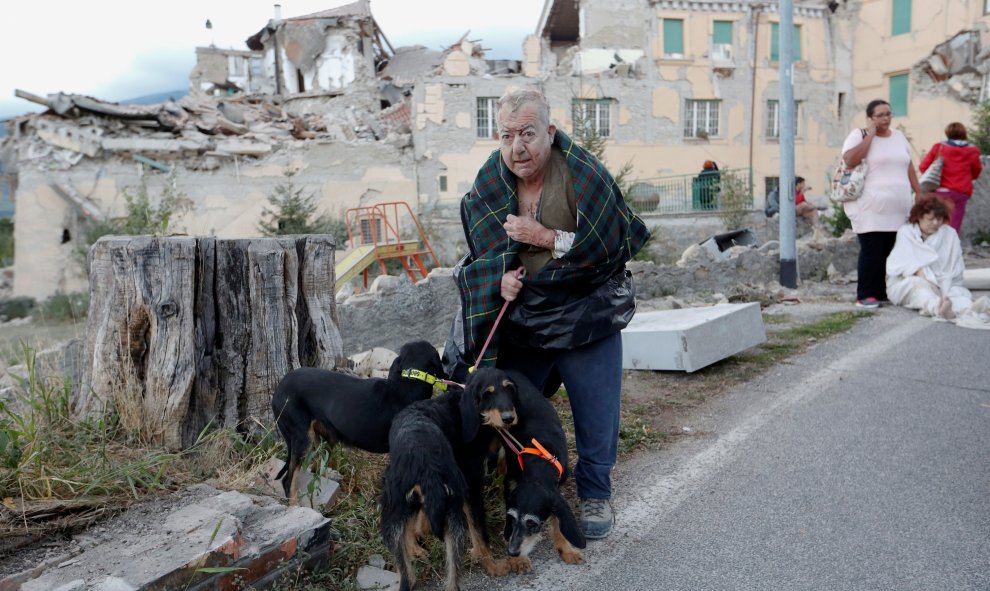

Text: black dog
xmin=380 ymin=367 xmax=521 ymax=590
xmin=271 ymin=340 xmax=445 ymax=505
xmin=496 ymin=369 xmax=586 ymax=572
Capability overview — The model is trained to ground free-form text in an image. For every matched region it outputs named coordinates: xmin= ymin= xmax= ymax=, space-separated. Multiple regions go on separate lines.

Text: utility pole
xmin=779 ymin=0 xmax=797 ymax=288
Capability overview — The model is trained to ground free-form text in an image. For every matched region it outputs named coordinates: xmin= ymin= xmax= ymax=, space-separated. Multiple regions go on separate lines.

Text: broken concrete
xmin=1 ymin=485 xmax=333 ymax=591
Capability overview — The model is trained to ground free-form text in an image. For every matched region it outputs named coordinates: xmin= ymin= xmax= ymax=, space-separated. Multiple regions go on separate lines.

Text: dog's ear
xmin=553 ymin=493 xmax=587 ymax=549
xmin=503 ymin=508 xmax=516 ymax=541
xmin=460 ymin=379 xmax=481 ymax=442
xmin=387 ymin=350 xmax=404 ymax=382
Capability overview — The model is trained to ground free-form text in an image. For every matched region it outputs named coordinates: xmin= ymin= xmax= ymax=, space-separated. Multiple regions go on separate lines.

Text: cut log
xmin=80 ymin=234 xmax=344 ymax=450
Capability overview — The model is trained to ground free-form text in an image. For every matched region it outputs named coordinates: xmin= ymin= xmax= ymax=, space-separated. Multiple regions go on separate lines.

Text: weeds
xmin=2 ymin=309 xmax=869 ymax=588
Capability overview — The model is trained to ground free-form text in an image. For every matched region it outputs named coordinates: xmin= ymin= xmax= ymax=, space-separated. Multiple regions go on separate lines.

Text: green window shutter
xmin=771 ymin=23 xmax=779 ymax=61
xmin=892 ymin=0 xmax=912 ymax=35
xmin=889 ymin=74 xmax=909 ymax=117
xmin=664 ymin=19 xmax=684 ymax=56
xmin=713 ymin=21 xmax=733 ymax=45
xmin=771 ymin=23 xmax=801 ymax=61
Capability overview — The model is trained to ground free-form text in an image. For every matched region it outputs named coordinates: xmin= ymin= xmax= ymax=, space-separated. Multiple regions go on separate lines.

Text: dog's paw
xmin=558 ymin=546 xmax=585 ymax=565
xmin=410 ymin=543 xmax=428 ymax=560
xmin=507 ymin=556 xmax=532 ymax=574
xmin=479 ymin=557 xmax=511 ymax=577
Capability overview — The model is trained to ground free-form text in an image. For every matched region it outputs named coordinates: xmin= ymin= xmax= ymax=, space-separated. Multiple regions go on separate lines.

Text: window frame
xmin=476 ymin=97 xmax=499 ymax=139
xmin=683 ymin=99 xmax=721 ymax=139
xmin=662 ymin=18 xmax=685 ymax=59
xmin=572 ymin=98 xmax=613 ymax=138
xmin=888 ymin=73 xmax=909 ymax=117
xmin=770 ymin=23 xmax=802 ymax=62
xmin=892 ymin=0 xmax=912 ymax=36
xmin=765 ymin=99 xmax=801 ymax=140
xmin=712 ymin=20 xmax=733 ymax=61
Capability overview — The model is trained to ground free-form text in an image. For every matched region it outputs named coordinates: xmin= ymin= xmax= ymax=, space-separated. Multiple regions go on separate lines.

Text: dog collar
xmin=497 ymin=429 xmax=564 ymax=480
xmin=400 ymin=368 xmax=447 ymax=391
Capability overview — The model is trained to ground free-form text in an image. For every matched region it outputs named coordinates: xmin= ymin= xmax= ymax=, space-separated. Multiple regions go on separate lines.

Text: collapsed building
xmin=2 ymin=0 xmax=989 ymax=299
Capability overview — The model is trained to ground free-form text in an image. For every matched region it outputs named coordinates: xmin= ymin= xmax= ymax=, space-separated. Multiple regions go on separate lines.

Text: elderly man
xmin=455 ymin=88 xmax=650 ymax=539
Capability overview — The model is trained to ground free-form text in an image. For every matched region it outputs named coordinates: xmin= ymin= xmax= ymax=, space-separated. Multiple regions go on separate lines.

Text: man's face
xmin=498 ymin=103 xmax=555 ymax=182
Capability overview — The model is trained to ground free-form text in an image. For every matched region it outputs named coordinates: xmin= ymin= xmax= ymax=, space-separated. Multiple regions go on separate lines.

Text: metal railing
xmin=625 ymin=168 xmax=753 ymax=215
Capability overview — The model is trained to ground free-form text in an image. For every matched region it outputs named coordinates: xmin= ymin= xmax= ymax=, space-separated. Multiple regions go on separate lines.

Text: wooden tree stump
xmin=79 ymin=234 xmax=343 ymax=450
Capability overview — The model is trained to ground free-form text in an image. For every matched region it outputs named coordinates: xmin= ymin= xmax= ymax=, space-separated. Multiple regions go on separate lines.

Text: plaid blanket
xmin=457 ymin=129 xmax=650 ymax=366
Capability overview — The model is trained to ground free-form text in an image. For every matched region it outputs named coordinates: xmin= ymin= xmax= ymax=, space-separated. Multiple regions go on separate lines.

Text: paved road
xmin=460 ymin=306 xmax=990 ymax=591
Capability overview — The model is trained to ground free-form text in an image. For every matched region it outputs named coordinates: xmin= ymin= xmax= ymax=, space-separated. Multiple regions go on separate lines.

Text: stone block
xmin=622 ymin=303 xmax=766 ymax=372
xmin=356 ymin=565 xmax=400 ymax=590
xmin=11 ymin=486 xmax=331 ymax=591
xmin=258 ymin=458 xmax=341 ymax=510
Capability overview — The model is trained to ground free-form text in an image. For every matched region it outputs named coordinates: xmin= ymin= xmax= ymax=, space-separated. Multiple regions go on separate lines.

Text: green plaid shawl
xmin=457 ymin=129 xmax=650 ymax=366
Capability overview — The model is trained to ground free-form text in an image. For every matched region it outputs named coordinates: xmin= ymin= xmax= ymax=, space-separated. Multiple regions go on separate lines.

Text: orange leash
xmin=497 ymin=427 xmax=563 ymax=480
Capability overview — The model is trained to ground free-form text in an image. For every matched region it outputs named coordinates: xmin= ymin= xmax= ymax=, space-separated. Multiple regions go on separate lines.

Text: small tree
xmin=572 ymin=104 xmax=634 ymax=197
xmin=715 ymin=171 xmax=752 ymax=230
xmin=80 ymin=166 xmax=189 ymax=266
xmin=257 ymin=171 xmax=346 ymax=238
xmin=969 ymin=99 xmax=990 ymax=154
xmin=820 ymin=203 xmax=852 ymax=237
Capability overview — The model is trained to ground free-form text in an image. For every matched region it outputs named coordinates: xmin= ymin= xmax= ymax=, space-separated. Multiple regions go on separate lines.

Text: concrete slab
xmin=622 ymin=303 xmax=766 ymax=372
xmin=5 ymin=485 xmax=332 ymax=591
xmin=963 ymin=267 xmax=990 ymax=290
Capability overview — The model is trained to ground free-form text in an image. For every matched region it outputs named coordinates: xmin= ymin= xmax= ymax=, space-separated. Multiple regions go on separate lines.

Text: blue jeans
xmin=497 ymin=332 xmax=622 ymax=500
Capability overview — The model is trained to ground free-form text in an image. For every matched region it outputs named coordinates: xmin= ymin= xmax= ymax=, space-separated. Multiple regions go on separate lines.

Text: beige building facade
xmin=4 ymin=0 xmax=989 ymax=299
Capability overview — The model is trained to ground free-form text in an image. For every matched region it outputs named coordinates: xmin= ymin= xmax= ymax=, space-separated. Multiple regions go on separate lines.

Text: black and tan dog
xmin=496 ymin=369 xmax=586 ymax=572
xmin=271 ymin=340 xmax=446 ymax=505
xmin=380 ymin=367 xmax=520 ymax=591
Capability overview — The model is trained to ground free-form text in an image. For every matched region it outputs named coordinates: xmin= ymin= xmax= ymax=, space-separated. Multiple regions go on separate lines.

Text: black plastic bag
xmin=503 ymin=268 xmax=635 ymax=350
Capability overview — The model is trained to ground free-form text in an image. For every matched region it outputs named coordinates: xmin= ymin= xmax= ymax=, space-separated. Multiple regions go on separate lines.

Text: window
xmin=766 ymin=100 xmax=801 ymax=139
xmin=663 ymin=19 xmax=684 ymax=58
xmin=476 ymin=97 xmax=499 ymax=139
xmin=684 ymin=100 xmax=720 ymax=138
xmin=889 ymin=73 xmax=909 ymax=117
xmin=985 ymin=0 xmax=990 ymax=14
xmin=439 ymin=175 xmax=448 ymax=192
xmin=572 ymin=99 xmax=612 ymax=138
xmin=770 ymin=23 xmax=802 ymax=61
xmin=892 ymin=0 xmax=912 ymax=35
xmin=712 ymin=21 xmax=733 ymax=61
xmin=229 ymin=56 xmax=246 ymax=77
xmin=765 ymin=176 xmax=780 ymax=197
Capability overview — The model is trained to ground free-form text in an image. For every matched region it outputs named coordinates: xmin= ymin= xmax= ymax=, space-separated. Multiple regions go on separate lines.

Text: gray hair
xmin=496 ymin=89 xmax=550 ymax=128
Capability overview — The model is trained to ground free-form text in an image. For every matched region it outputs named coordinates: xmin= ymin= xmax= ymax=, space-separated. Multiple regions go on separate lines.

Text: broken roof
xmin=289 ymin=0 xmax=372 ymax=21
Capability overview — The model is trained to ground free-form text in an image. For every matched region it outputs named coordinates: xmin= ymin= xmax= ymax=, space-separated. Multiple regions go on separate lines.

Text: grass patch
xmin=2 ymin=309 xmax=869 ymax=588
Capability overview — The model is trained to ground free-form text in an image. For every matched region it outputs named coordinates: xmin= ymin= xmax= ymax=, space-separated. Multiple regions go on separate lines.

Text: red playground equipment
xmin=334 ymin=201 xmax=440 ymax=293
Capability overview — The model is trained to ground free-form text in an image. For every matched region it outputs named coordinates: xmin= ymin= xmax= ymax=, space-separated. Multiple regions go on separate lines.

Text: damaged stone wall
xmin=6 ymin=92 xmax=418 ymax=299
xmin=335 ymin=235 xmax=860 ymax=357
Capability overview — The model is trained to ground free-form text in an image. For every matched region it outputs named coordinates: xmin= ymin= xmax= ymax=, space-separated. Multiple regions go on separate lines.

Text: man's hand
xmin=505 ymin=214 xmax=555 ymax=249
xmin=500 ymin=267 xmax=525 ymax=302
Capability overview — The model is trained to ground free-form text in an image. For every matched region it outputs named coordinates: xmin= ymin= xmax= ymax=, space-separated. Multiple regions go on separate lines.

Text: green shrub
xmin=258 ymin=170 xmax=346 ymax=239
xmin=969 ymin=100 xmax=990 ymax=155
xmin=0 ymin=218 xmax=12 ymax=267
xmin=716 ymin=171 xmax=753 ymax=231
xmin=37 ymin=292 xmax=90 ymax=323
xmin=821 ymin=203 xmax=852 ymax=237
xmin=0 ymin=296 xmax=35 ymax=320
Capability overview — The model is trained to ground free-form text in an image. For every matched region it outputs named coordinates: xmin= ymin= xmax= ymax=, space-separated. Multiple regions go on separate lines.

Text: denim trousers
xmin=496 ymin=331 xmax=622 ymax=500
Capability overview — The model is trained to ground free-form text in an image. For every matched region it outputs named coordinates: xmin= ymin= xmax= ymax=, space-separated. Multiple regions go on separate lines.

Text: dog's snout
xmin=507 ymin=546 xmax=521 ymax=557
xmin=501 ymin=411 xmax=516 ymax=426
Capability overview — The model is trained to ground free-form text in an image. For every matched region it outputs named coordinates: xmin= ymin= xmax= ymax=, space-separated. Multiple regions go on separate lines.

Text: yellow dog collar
xmin=400 ymin=368 xmax=447 ymax=391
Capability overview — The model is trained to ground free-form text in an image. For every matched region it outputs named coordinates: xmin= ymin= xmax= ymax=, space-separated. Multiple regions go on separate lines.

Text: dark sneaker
xmin=580 ymin=497 xmax=614 ymax=539
xmin=855 ymin=297 xmax=880 ymax=309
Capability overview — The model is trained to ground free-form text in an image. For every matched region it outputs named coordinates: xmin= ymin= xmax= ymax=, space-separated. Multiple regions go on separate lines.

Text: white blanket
xmin=886 ymin=223 xmax=972 ymax=317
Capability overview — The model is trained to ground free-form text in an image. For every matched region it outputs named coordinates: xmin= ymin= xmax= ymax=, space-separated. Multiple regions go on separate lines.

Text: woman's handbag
xmin=919 ymin=144 xmax=944 ymax=192
xmin=830 ymin=129 xmax=868 ymax=203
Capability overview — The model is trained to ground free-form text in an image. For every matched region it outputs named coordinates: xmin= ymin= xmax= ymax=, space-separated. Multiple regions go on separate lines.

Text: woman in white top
xmin=841 ymin=99 xmax=926 ymax=309
xmin=886 ymin=196 xmax=971 ymax=319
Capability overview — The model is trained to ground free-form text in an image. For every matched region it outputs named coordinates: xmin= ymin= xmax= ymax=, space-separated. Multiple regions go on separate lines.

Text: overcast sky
xmin=0 ymin=0 xmax=545 ymax=119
